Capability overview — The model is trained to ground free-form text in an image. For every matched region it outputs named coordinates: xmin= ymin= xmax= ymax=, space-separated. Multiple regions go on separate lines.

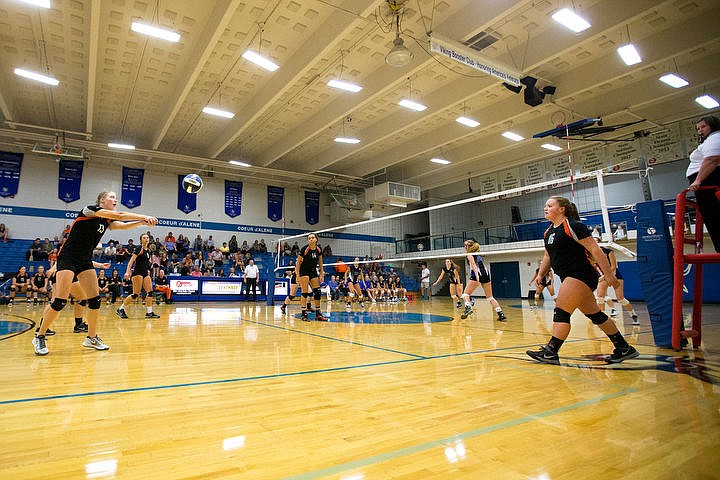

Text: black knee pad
xmin=79 ymin=299 xmax=88 ymax=307
xmin=10 ymin=285 xmax=17 ymax=292
xmin=313 ymin=287 xmax=322 ymax=301
xmin=288 ymin=295 xmax=295 ymax=301
xmin=587 ymin=311 xmax=609 ymax=325
xmin=553 ymin=307 xmax=571 ymax=324
xmin=87 ymin=296 xmax=101 ymax=310
xmin=50 ymin=298 xmax=68 ymax=312
xmin=131 ymin=293 xmax=139 ymax=299
xmin=301 ymin=292 xmax=309 ymax=299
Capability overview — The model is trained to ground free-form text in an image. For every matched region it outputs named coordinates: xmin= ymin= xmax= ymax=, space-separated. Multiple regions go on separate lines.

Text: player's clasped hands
xmin=142 ymin=216 xmax=159 ymax=226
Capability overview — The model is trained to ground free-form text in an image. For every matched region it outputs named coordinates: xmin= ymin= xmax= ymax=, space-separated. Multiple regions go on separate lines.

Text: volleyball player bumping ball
xmin=295 ymin=233 xmax=327 ymax=322
xmin=526 ymin=196 xmax=638 ymax=365
xmin=33 ymin=191 xmax=158 ymax=356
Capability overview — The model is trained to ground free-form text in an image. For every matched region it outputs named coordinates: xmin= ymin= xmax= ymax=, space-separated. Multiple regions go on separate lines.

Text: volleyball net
xmin=275 ymin=170 xmax=638 ymax=291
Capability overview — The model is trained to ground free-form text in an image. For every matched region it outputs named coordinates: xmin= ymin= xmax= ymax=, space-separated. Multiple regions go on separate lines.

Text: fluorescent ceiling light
xmin=14 ymin=68 xmax=59 ymax=86
xmin=334 ymin=137 xmax=361 ymax=144
xmin=202 ymin=106 xmax=235 ymax=119
xmin=108 ymin=143 xmax=135 ymax=150
xmin=327 ymin=79 xmax=363 ymax=93
xmin=541 ymin=143 xmax=563 ymax=151
xmin=242 ymin=50 xmax=279 ymax=72
xmin=617 ymin=44 xmax=641 ymax=66
xmin=229 ymin=160 xmax=251 ymax=167
xmin=659 ymin=73 xmax=689 ymax=88
xmin=430 ymin=157 xmax=451 ymax=165
xmin=130 ymin=22 xmax=180 ymax=42
xmin=456 ymin=116 xmax=480 ymax=128
xmin=551 ymin=8 xmax=591 ymax=33
xmin=695 ymin=94 xmax=719 ymax=109
xmin=502 ymin=131 xmax=524 ymax=142
xmin=398 ymin=99 xmax=427 ymax=111
xmin=19 ymin=0 xmax=51 ymax=7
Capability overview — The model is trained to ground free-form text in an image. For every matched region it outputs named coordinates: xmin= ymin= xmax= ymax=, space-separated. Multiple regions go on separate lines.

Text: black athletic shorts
xmin=56 ymin=255 xmax=94 ymax=276
xmin=561 ymin=270 xmax=599 ymax=291
xmin=298 ymin=269 xmax=318 ymax=280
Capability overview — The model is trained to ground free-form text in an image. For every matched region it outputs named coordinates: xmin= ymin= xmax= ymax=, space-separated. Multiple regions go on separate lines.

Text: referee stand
xmin=672 ymin=187 xmax=720 ymax=350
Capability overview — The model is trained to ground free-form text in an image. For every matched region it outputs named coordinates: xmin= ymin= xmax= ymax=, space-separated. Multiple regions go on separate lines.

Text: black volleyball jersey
xmin=155 ymin=275 xmax=169 ymax=287
xmin=14 ymin=272 xmax=29 ymax=285
xmin=97 ymin=276 xmax=108 ymax=289
xmin=132 ymin=247 xmax=151 ymax=274
xmin=298 ymin=244 xmax=322 ymax=275
xmin=32 ymin=272 xmax=46 ymax=288
xmin=442 ymin=265 xmax=459 ymax=284
xmin=59 ymin=205 xmax=111 ymax=260
xmin=544 ymin=218 xmax=595 ymax=280
xmin=348 ymin=264 xmax=363 ymax=282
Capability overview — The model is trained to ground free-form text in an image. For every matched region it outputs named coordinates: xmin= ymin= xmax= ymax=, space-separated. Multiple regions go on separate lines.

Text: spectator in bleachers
xmin=228 ymin=235 xmax=238 ymax=255
xmin=181 ymin=253 xmax=194 ymax=275
xmin=211 ymin=247 xmax=224 ymax=271
xmin=0 ymin=223 xmax=8 ymax=242
xmin=8 ymin=266 xmax=31 ymax=305
xmin=193 ymin=234 xmax=203 ymax=252
xmin=240 ymin=240 xmax=250 ymax=256
xmin=176 ymin=234 xmax=187 ymax=255
xmin=205 ymin=235 xmax=215 ymax=251
xmin=104 ymin=241 xmax=117 ymax=263
xmin=322 ymin=244 xmax=332 ymax=258
xmin=41 ymin=238 xmax=53 ymax=260
xmin=216 ymin=268 xmax=226 ymax=278
xmin=92 ymin=243 xmax=103 ymax=260
xmin=220 ymin=242 xmax=230 ymax=259
xmin=228 ymin=266 xmax=241 ymax=278
xmin=115 ymin=243 xmax=127 ymax=263
xmin=164 ymin=232 xmax=176 ymax=253
xmin=291 ymin=241 xmax=300 ymax=257
xmin=61 ymin=224 xmax=71 ymax=241
xmin=47 ymin=248 xmax=58 ymax=266
xmin=258 ymin=239 xmax=268 ymax=254
xmin=204 ymin=254 xmax=216 ymax=275
xmin=30 ymin=265 xmax=49 ymax=304
xmin=27 ymin=238 xmax=43 ymax=261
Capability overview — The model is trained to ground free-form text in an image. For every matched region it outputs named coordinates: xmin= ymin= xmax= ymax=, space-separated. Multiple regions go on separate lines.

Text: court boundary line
xmin=0 ymin=335 xmax=628 ymax=406
xmin=280 ymin=387 xmax=639 ymax=480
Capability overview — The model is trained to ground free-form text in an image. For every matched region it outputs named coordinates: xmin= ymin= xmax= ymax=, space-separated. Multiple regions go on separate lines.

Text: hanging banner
xmin=522 ymin=160 xmax=546 ymax=186
xmin=548 ymin=154 xmax=571 ymax=179
xmin=267 ymin=185 xmax=284 ymax=222
xmin=577 ymin=145 xmax=607 ymax=173
xmin=121 ymin=166 xmax=144 ymax=208
xmin=0 ymin=151 xmax=23 ymax=198
xmin=430 ymin=34 xmax=522 ymax=86
xmin=607 ymin=141 xmax=639 ymax=171
xmin=648 ymin=124 xmax=684 ymax=165
xmin=479 ymin=173 xmax=498 ymax=196
xmin=305 ymin=190 xmax=320 ymax=225
xmin=177 ymin=174 xmax=197 ymax=214
xmin=58 ymin=159 xmax=84 ymax=203
xmin=225 ymin=180 xmax=243 ymax=218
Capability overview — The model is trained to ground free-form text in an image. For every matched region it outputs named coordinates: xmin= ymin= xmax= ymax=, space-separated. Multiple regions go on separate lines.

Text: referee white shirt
xmin=244 ymin=261 xmax=259 ymax=279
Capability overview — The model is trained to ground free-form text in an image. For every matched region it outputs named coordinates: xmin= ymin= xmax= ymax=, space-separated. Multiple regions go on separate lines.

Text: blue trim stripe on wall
xmin=0 ymin=204 xmax=395 ymax=243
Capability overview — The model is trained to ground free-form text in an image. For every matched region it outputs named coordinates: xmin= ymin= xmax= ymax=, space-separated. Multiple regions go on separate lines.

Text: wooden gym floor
xmin=1 ymin=297 xmax=718 ymax=479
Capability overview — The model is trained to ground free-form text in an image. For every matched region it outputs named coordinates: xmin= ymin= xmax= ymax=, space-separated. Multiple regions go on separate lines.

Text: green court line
xmin=282 ymin=386 xmax=638 ymax=480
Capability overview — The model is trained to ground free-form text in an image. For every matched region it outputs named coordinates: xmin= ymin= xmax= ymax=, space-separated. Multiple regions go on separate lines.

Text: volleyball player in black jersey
xmin=30 ymin=265 xmax=49 ymax=305
xmin=433 ymin=259 xmax=464 ymax=309
xmin=528 ymin=267 xmax=556 ymax=307
xmin=344 ymin=257 xmax=365 ymax=310
xmin=460 ymin=241 xmax=507 ymax=321
xmin=116 ymin=233 xmax=160 ymax=319
xmin=594 ymin=239 xmax=639 ymax=324
xmin=280 ymin=270 xmax=299 ymax=316
xmin=33 ymin=191 xmax=157 ymax=355
xmin=526 ymin=196 xmax=638 ymax=364
xmin=295 ymin=233 xmax=327 ymax=321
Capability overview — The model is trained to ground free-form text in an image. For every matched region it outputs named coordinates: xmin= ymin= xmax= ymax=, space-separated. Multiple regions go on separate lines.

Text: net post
xmin=596 ymin=170 xmax=613 ymax=242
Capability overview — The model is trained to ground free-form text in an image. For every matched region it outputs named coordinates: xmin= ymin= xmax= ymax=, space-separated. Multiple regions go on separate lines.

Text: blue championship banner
xmin=267 ymin=185 xmax=284 ymax=222
xmin=58 ymin=159 xmax=84 ymax=203
xmin=225 ymin=180 xmax=243 ymax=218
xmin=121 ymin=166 xmax=144 ymax=208
xmin=305 ymin=190 xmax=319 ymax=225
xmin=0 ymin=151 xmax=23 ymax=198
xmin=177 ymin=174 xmax=197 ymax=214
